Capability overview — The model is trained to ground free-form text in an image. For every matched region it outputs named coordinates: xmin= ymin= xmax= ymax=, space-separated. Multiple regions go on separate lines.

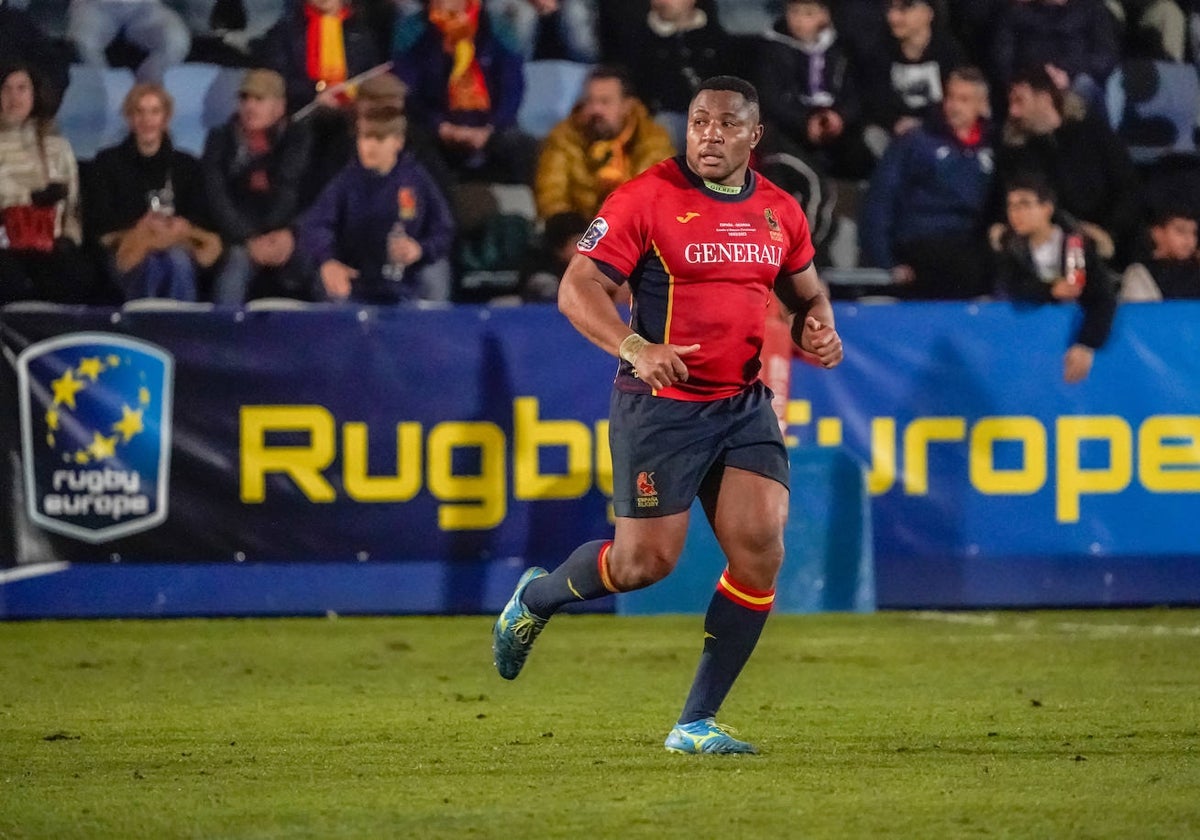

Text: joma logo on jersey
xmin=17 ymin=333 xmax=174 ymax=543
xmin=683 ymin=242 xmax=783 ymax=265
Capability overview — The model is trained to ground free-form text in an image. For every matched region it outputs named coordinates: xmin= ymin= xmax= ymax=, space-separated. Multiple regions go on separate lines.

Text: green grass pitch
xmin=2 ymin=610 xmax=1199 ymax=839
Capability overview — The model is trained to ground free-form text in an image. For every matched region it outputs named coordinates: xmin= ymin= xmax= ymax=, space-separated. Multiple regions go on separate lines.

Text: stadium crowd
xmin=2 ymin=0 xmax=1200 ymax=311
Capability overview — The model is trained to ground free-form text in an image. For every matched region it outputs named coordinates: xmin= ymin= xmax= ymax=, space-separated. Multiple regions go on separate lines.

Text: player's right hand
xmin=633 ymin=343 xmax=701 ymax=390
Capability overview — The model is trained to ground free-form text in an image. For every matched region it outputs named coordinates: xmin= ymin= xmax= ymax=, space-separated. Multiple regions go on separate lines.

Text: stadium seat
xmin=487 ymin=183 xmax=537 ymax=220
xmin=243 ymin=297 xmax=314 ymax=311
xmin=120 ymin=298 xmax=215 ymax=312
xmin=57 ymin=65 xmax=136 ymax=161
xmin=162 ymin=62 xmax=242 ymax=155
xmin=1105 ymin=59 xmax=1200 ymax=165
xmin=57 ymin=62 xmax=242 ymax=159
xmin=516 ymin=60 xmax=590 ymax=139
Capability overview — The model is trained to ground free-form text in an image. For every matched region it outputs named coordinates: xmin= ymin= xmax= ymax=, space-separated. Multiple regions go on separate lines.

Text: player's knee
xmin=735 ymin=516 xmax=785 ymax=555
xmin=725 ymin=526 xmax=785 ymax=582
xmin=608 ymin=545 xmax=678 ymax=591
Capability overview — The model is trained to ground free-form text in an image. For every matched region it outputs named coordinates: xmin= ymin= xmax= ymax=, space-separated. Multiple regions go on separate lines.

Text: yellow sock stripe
xmin=718 ymin=571 xmax=775 ymax=607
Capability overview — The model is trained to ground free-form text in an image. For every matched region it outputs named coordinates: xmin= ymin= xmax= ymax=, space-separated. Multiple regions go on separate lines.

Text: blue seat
xmin=516 ymin=59 xmax=590 ymax=139
xmin=57 ymin=62 xmax=243 ymax=160
xmin=57 ymin=65 xmax=135 ymax=161
xmin=163 ymin=63 xmax=243 ymax=156
xmin=1105 ymin=59 xmax=1200 ymax=166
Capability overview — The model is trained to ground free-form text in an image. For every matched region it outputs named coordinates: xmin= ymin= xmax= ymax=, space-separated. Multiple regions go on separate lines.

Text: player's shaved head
xmin=692 ymin=75 xmax=760 ymax=119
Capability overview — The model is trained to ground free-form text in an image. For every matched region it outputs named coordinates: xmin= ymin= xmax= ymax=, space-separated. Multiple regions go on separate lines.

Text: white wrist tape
xmin=618 ymin=333 xmax=650 ymax=365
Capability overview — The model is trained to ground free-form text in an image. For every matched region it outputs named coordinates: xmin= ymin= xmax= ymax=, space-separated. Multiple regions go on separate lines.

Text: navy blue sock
xmin=678 ymin=570 xmax=774 ymax=724
xmin=521 ymin=539 xmax=615 ymax=618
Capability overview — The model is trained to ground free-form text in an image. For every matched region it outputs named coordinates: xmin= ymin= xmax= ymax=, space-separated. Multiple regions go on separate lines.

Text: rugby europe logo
xmin=17 ymin=333 xmax=174 ymax=543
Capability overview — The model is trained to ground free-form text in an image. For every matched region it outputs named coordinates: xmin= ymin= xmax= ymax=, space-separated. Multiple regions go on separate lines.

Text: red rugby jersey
xmin=578 ymin=156 xmax=815 ymax=401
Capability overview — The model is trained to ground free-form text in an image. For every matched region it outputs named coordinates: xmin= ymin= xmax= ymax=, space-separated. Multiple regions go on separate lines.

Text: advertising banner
xmin=787 ymin=301 xmax=1200 ymax=606
xmin=2 ymin=305 xmax=617 ymax=569
xmin=3 ymin=300 xmax=1198 ymax=610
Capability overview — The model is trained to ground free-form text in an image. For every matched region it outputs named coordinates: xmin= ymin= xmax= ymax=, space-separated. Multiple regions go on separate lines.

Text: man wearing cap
xmin=202 ymin=68 xmax=314 ymax=303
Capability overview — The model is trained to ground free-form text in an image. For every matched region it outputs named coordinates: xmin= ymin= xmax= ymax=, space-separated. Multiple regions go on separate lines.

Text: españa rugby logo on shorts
xmin=17 ymin=333 xmax=174 ymax=543
xmin=635 ymin=470 xmax=659 ymax=508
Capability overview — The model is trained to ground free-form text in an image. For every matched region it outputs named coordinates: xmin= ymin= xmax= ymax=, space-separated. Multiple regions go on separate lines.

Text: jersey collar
xmin=674 ymin=156 xmax=756 ymax=202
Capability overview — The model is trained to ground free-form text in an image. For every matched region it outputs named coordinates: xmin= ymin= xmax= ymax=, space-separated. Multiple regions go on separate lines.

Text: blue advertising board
xmin=2 ymin=300 xmax=1198 ymax=615
xmin=788 ymin=301 xmax=1200 ymax=607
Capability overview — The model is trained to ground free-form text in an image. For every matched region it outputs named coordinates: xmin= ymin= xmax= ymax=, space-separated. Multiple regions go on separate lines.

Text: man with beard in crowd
xmin=533 ymin=64 xmax=675 ymax=222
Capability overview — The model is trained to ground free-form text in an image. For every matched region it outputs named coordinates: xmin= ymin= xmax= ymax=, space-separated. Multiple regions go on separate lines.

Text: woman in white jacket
xmin=0 ymin=63 xmax=95 ymax=304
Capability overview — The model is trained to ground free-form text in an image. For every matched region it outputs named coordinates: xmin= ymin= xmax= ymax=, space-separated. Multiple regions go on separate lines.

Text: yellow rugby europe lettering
xmin=238 ymin=401 xmax=1200 ymax=529
xmin=238 ymin=398 xmax=612 ymax=531
xmin=789 ymin=404 xmax=1200 ymax=523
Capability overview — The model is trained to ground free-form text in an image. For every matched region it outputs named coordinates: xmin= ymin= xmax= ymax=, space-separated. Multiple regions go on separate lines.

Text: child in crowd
xmin=992 ymin=174 xmax=1118 ymax=384
xmin=1121 ymin=209 xmax=1200 ymax=301
xmin=297 ymin=104 xmax=455 ymax=303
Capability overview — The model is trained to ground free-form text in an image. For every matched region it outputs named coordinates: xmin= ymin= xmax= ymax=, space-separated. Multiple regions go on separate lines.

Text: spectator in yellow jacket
xmin=533 ymin=65 xmax=675 ymax=221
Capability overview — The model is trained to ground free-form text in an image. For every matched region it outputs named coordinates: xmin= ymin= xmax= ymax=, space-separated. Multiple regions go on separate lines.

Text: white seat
xmin=121 ymin=298 xmax=215 ymax=312
xmin=1 ymin=301 xmax=81 ymax=314
xmin=243 ymin=297 xmax=315 ymax=311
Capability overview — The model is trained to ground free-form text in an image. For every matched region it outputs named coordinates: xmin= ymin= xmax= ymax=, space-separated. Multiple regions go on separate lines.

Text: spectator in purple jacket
xmin=391 ymin=0 xmax=536 ymax=184
xmin=297 ymin=105 xmax=456 ymax=303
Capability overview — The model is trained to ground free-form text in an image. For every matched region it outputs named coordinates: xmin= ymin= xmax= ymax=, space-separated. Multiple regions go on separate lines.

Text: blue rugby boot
xmin=492 ymin=567 xmax=549 ymax=680
xmin=664 ymin=718 xmax=758 ymax=755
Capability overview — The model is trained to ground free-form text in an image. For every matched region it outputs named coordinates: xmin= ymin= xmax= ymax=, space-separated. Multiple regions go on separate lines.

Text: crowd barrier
xmin=1 ymin=300 xmax=1198 ymax=618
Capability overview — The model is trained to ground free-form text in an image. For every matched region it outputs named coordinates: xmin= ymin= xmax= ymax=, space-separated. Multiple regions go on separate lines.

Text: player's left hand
xmin=797 ymin=315 xmax=843 ymax=369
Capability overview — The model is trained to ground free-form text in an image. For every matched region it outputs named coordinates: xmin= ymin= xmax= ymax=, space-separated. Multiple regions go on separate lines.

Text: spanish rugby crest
xmin=17 ymin=333 xmax=174 ymax=543
xmin=764 ymin=207 xmax=783 ymax=242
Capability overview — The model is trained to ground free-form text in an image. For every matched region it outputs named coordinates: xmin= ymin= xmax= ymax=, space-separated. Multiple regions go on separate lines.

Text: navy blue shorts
xmin=609 ymin=380 xmax=790 ymax=518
